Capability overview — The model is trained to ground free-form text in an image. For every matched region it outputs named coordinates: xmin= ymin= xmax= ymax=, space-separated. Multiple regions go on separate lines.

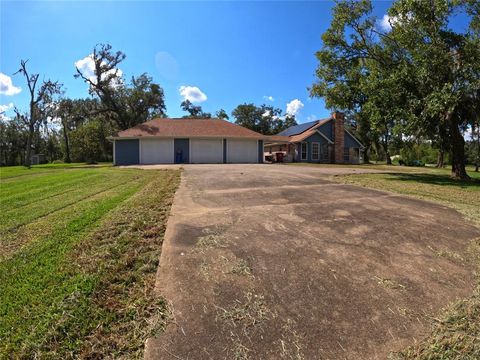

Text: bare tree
xmin=14 ymin=60 xmax=62 ymax=167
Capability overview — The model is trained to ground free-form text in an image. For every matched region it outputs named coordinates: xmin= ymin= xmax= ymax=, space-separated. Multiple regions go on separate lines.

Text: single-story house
xmin=264 ymin=112 xmax=364 ymax=164
xmin=110 ymin=118 xmax=266 ymax=165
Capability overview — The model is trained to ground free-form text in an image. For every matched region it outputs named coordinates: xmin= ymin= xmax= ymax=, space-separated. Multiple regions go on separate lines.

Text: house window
xmin=301 ymin=143 xmax=307 ymax=160
xmin=312 ymin=142 xmax=320 ymax=160
xmin=344 ymin=147 xmax=350 ymax=162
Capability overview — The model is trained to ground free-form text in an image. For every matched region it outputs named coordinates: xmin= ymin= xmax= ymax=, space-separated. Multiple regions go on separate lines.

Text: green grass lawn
xmin=0 ymin=164 xmax=180 ymax=358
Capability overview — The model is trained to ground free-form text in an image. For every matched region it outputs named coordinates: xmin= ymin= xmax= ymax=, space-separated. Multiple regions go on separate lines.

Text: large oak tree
xmin=311 ymin=0 xmax=479 ymax=179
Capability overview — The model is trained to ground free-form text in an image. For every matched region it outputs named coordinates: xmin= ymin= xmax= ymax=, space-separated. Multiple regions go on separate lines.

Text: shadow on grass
xmin=383 ymin=172 xmax=480 ymax=189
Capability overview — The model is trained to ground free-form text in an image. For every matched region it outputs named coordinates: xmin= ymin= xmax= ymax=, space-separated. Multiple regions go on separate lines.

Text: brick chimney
xmin=332 ymin=112 xmax=345 ymax=163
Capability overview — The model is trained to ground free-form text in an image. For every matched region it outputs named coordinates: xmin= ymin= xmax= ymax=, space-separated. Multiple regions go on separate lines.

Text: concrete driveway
xmin=145 ymin=164 xmax=479 ymax=360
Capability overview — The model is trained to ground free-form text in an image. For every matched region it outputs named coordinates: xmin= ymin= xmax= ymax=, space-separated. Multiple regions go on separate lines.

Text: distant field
xmin=0 ymin=164 xmax=180 ymax=358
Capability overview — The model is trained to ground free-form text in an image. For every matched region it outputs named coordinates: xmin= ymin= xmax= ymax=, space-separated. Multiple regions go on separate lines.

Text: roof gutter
xmin=108 ymin=135 xmax=268 ymax=141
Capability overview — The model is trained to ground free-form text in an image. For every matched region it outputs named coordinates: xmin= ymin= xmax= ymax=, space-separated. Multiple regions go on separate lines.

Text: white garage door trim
xmin=227 ymin=139 xmax=258 ymax=163
xmin=140 ymin=138 xmax=174 ymax=164
xmin=190 ymin=138 xmax=224 ymax=164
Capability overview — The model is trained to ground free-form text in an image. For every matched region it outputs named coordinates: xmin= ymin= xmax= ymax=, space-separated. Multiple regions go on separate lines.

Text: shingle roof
xmin=114 ymin=118 xmax=265 ymax=139
xmin=289 ymin=129 xmax=318 ymax=143
xmin=264 ymin=135 xmax=291 ymax=142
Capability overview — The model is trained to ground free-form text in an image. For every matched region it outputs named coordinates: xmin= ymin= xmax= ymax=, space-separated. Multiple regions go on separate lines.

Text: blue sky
xmin=1 ymin=1 xmax=394 ymax=124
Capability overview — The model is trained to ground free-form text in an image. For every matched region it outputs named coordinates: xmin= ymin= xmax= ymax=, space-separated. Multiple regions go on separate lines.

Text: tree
xmin=70 ymin=119 xmax=111 ymax=163
xmin=232 ymin=103 xmax=297 ymax=135
xmin=55 ymin=98 xmax=100 ymax=163
xmin=390 ymin=0 xmax=479 ymax=179
xmin=13 ymin=60 xmax=62 ymax=167
xmin=215 ymin=109 xmax=229 ymax=120
xmin=0 ymin=116 xmax=28 ymax=166
xmin=75 ymin=44 xmax=166 ymax=130
xmin=181 ymin=100 xmax=211 ymax=118
xmin=232 ymin=104 xmax=261 ymax=132
xmin=311 ymin=0 xmax=480 ymax=179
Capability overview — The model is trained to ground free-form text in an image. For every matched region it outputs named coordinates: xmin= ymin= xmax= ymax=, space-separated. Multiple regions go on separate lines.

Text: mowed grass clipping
xmin=332 ymin=167 xmax=480 ymax=360
xmin=0 ymin=165 xmax=180 ymax=358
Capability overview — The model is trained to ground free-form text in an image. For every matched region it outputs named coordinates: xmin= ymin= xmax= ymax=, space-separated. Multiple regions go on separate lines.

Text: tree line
xmin=310 ymin=0 xmax=479 ymax=179
xmin=0 ymin=44 xmax=297 ymax=167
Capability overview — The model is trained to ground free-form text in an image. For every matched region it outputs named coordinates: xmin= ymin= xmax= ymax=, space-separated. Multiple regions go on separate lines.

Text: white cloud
xmin=378 ymin=14 xmax=400 ymax=32
xmin=307 ymin=114 xmax=317 ymax=122
xmin=263 ymin=95 xmax=274 ymax=102
xmin=286 ymin=99 xmax=304 ymax=116
xmin=0 ymin=73 xmax=21 ymax=96
xmin=0 ymin=102 xmax=14 ymax=114
xmin=262 ymin=110 xmax=271 ymax=118
xmin=75 ymin=55 xmax=123 ymax=85
xmin=179 ymin=85 xmax=207 ymax=103
xmin=0 ymin=103 xmax=13 ymax=121
xmin=75 ymin=55 xmax=96 ymax=81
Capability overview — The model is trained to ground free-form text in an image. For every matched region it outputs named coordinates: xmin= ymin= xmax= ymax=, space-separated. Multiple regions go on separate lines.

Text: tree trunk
xmin=363 ymin=150 xmax=370 ymax=164
xmin=386 ymin=152 xmax=392 ymax=165
xmin=363 ymin=146 xmax=370 ymax=164
xmin=382 ymin=136 xmax=391 ymax=165
xmin=24 ymin=124 xmax=34 ymax=168
xmin=449 ymin=117 xmax=469 ymax=180
xmin=62 ymin=119 xmax=71 ymax=163
xmin=436 ymin=149 xmax=444 ymax=168
xmin=476 ymin=123 xmax=479 ymax=172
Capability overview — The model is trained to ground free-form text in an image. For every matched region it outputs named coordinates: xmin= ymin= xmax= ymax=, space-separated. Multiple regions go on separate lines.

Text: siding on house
xmin=345 ymin=131 xmax=362 ymax=148
xmin=306 ymin=132 xmax=329 ymax=162
xmin=115 ymin=139 xmax=139 ymax=165
xmin=318 ymin=121 xmax=333 ymax=141
xmin=294 ymin=132 xmax=330 ymax=162
xmin=291 ymin=130 xmax=361 ymax=164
